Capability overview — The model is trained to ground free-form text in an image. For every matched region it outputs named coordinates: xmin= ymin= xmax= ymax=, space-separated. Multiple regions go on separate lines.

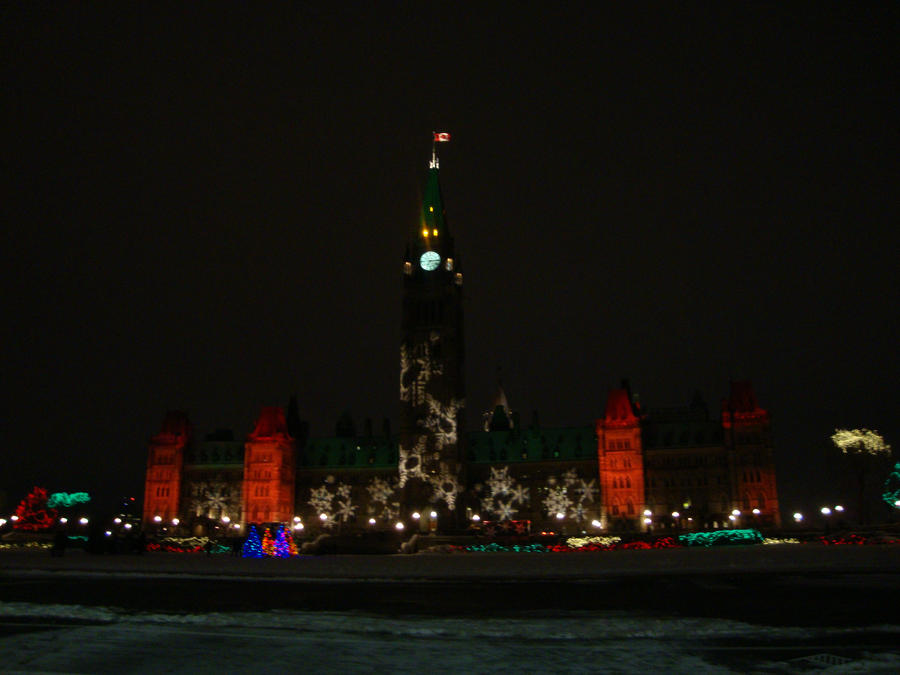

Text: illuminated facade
xmin=143 ymin=153 xmax=781 ymax=534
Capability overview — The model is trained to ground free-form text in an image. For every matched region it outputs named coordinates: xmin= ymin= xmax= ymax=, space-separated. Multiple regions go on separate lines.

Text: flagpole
xmin=431 ymin=132 xmax=437 ymax=169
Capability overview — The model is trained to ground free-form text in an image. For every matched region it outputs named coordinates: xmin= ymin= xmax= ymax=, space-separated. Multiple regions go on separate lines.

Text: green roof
xmin=642 ymin=421 xmax=723 ymax=449
xmin=421 ymin=167 xmax=447 ymax=235
xmin=184 ymin=441 xmax=244 ymax=467
xmin=301 ymin=436 xmax=397 ymax=469
xmin=466 ymin=426 xmax=595 ymax=464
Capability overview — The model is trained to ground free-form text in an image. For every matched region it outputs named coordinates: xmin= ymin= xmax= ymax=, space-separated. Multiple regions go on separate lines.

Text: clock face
xmin=420 ymin=251 xmax=441 ymax=271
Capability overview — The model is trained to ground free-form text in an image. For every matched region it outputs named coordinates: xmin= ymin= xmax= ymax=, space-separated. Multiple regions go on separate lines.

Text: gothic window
xmin=623 ymin=439 xmax=630 ymax=449
xmin=626 ymin=501 xmax=634 ymax=515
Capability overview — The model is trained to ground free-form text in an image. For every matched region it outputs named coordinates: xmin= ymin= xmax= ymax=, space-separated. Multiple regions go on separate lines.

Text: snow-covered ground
xmin=1 ymin=604 xmax=899 ymax=674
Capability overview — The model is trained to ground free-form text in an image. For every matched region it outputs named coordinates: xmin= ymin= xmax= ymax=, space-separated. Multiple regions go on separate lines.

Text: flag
xmin=433 ymin=132 xmax=450 ymax=142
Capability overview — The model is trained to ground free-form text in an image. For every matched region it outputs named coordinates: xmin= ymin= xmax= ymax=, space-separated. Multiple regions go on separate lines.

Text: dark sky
xmin=4 ymin=3 xmax=898 ymax=517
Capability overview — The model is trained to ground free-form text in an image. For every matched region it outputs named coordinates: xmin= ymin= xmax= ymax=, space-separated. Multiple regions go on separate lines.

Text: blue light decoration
xmin=241 ymin=525 xmax=265 ymax=558
xmin=46 ymin=492 xmax=91 ymax=509
xmin=882 ymin=462 xmax=900 ymax=508
xmin=678 ymin=529 xmax=764 ymax=547
xmin=273 ymin=525 xmax=292 ymax=558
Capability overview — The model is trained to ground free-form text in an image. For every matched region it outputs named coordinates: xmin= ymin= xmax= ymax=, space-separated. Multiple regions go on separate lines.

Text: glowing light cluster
xmin=46 ymin=492 xmax=91 ymax=508
xmin=566 ymin=536 xmax=621 ymax=549
xmin=678 ymin=529 xmax=764 ymax=547
xmin=831 ymin=428 xmax=891 ymax=455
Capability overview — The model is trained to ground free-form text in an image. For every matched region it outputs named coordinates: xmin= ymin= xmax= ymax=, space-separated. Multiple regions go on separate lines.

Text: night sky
xmin=5 ymin=4 xmax=898 ymax=518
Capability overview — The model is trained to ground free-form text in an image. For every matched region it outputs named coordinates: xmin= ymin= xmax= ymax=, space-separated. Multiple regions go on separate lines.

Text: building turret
xmin=242 ymin=406 xmax=296 ymax=525
xmin=143 ymin=411 xmax=191 ymax=526
xmin=596 ymin=388 xmax=645 ymax=529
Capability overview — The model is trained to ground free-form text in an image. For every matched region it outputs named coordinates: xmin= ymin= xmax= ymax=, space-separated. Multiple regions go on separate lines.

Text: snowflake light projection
xmin=570 ymin=478 xmax=598 ymax=505
xmin=366 ymin=476 xmax=400 ymax=521
xmin=542 ymin=485 xmax=572 ymax=516
xmin=428 ymin=466 xmax=462 ymax=511
xmin=478 ymin=466 xmax=530 ymax=521
xmin=307 ymin=477 xmax=357 ymax=528
xmin=190 ymin=479 xmax=239 ymax=520
xmin=540 ymin=469 xmax=597 ymax=521
xmin=398 ymin=437 xmax=428 ymax=487
xmin=398 ymin=337 xmax=464 ymax=501
xmin=423 ymin=396 xmax=463 ymax=447
xmin=308 ymin=486 xmax=333 ymax=516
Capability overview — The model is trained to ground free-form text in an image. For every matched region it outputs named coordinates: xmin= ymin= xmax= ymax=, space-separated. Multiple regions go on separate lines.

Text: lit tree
xmin=13 ymin=486 xmax=58 ymax=531
xmin=242 ymin=525 xmax=265 ymax=558
xmin=831 ymin=429 xmax=892 ymax=523
xmin=273 ymin=525 xmax=291 ymax=558
xmin=261 ymin=527 xmax=275 ymax=556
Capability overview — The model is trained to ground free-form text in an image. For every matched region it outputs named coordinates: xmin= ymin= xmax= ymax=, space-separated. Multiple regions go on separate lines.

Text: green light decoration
xmin=47 ymin=492 xmax=91 ymax=509
xmin=678 ymin=529 xmax=764 ymax=547
xmin=882 ymin=462 xmax=900 ymax=508
xmin=465 ymin=543 xmax=548 ymax=553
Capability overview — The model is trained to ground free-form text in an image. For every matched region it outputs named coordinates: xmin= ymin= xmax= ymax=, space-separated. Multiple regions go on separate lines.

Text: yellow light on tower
xmin=433 ymin=229 xmax=438 ymax=236
xmin=422 ymin=228 xmax=429 ymax=237
xmin=429 ymin=206 xmax=434 ymax=212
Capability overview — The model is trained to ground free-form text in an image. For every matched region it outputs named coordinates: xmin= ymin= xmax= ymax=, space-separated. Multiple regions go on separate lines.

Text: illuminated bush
xmin=678 ymin=529 xmax=764 ymax=547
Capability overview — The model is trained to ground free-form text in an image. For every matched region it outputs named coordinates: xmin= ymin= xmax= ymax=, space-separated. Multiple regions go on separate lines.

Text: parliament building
xmin=143 ymin=149 xmax=781 ymax=536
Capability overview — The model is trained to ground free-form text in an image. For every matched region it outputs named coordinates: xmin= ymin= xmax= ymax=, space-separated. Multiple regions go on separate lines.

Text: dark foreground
xmin=1 ymin=546 xmax=899 ymax=673
xmin=2 ymin=544 xmax=899 ymax=623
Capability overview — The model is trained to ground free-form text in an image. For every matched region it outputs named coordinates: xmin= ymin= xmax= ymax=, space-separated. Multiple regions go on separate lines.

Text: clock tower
xmin=398 ymin=143 xmax=465 ymax=524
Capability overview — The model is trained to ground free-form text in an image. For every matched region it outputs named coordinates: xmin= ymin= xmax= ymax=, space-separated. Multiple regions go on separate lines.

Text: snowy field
xmin=1 ymin=546 xmax=899 ymax=673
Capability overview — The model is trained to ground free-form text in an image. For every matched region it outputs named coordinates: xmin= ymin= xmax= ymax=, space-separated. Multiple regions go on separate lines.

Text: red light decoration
xmin=12 ymin=486 xmax=58 ymax=531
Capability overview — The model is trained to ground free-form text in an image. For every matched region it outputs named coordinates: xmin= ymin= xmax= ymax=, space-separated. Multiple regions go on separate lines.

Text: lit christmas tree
xmin=274 ymin=525 xmax=291 ymax=558
xmin=288 ymin=530 xmax=299 ymax=556
xmin=241 ymin=525 xmax=265 ymax=558
xmin=261 ymin=527 xmax=275 ymax=556
xmin=13 ymin=486 xmax=58 ymax=531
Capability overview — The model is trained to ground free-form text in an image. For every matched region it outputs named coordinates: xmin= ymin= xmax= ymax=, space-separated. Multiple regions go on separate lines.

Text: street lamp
xmin=793 ymin=512 xmax=803 ymax=523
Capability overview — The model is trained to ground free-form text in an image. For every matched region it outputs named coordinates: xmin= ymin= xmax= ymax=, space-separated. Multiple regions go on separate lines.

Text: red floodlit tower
xmin=722 ymin=381 xmax=781 ymax=527
xmin=143 ymin=411 xmax=191 ymax=525
xmin=242 ymin=406 xmax=296 ymax=525
xmin=596 ymin=387 xmax=646 ymax=529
